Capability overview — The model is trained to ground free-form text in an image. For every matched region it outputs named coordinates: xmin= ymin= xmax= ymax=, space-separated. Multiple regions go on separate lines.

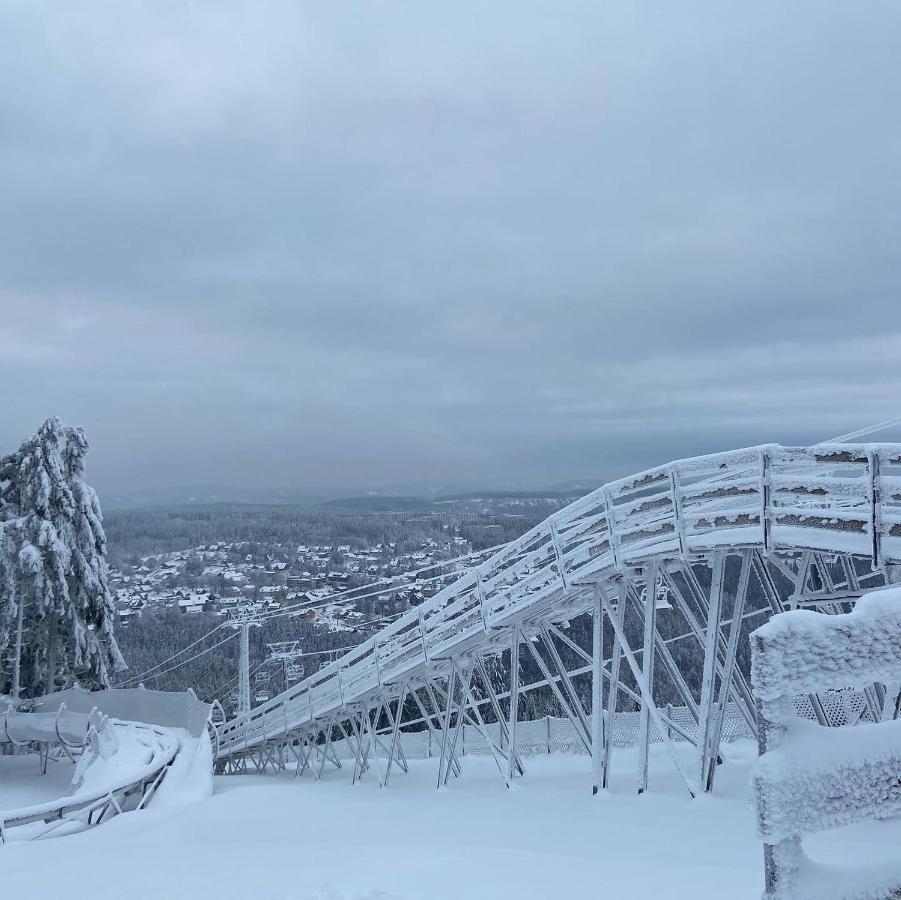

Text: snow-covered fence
xmin=327 ymin=704 xmax=751 ymax=761
xmin=792 ymin=688 xmax=876 ymax=728
xmin=751 ymin=588 xmax=901 ymax=900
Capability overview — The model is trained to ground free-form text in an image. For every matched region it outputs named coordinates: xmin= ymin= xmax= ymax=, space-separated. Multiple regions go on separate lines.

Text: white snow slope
xmin=3 ymin=740 xmax=901 ymax=899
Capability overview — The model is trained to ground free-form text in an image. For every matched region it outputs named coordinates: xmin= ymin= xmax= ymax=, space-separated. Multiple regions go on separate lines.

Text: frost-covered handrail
xmin=218 ymin=442 xmax=901 ymax=759
xmin=0 ymin=688 xmax=209 ymax=843
xmin=0 ymin=718 xmax=179 ymax=843
xmin=0 ymin=703 xmax=97 ymax=749
xmin=751 ymin=588 xmax=901 ymax=900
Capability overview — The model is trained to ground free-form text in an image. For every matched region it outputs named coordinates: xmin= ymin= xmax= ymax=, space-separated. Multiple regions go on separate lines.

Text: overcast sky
xmin=2 ymin=2 xmax=900 ymax=497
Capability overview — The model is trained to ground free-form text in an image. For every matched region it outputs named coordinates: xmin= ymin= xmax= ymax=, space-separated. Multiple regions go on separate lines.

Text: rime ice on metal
xmin=208 ymin=443 xmax=901 ymax=815
xmin=752 ymin=588 xmax=901 ymax=899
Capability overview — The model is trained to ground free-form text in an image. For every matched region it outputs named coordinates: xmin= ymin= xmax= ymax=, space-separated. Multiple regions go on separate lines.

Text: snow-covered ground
xmin=3 ymin=739 xmax=900 ymax=899
xmin=0 ymin=754 xmax=76 ymax=810
xmin=2 ymin=741 xmax=757 ymax=898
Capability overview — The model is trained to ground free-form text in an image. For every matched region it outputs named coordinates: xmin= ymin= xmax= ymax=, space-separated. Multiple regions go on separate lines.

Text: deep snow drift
xmin=0 ymin=741 xmax=759 ymax=899
xmin=4 ymin=740 xmax=901 ymax=899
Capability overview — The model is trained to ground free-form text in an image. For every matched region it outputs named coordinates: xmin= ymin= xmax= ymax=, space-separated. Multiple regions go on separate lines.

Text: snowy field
xmin=0 ymin=754 xmax=76 ymax=810
xmin=4 ymin=739 xmax=901 ymax=899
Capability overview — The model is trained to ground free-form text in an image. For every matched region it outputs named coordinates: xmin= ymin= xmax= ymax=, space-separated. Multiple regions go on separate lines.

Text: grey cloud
xmin=1 ymin=1 xmax=900 ymax=494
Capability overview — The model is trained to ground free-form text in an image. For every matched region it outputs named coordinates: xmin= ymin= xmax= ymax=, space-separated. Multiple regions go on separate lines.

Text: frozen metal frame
xmin=216 ymin=443 xmax=901 ymax=796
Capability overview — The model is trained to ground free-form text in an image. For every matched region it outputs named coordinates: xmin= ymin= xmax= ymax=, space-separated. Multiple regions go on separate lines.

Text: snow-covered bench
xmin=751 ymin=587 xmax=901 ymax=899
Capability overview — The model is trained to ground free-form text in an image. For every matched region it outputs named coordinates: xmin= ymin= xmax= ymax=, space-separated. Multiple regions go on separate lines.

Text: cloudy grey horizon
xmin=2 ymin=2 xmax=900 ymax=500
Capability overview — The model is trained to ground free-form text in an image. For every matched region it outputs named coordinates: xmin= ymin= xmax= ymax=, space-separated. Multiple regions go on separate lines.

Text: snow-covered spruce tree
xmin=0 ymin=418 xmax=124 ymax=696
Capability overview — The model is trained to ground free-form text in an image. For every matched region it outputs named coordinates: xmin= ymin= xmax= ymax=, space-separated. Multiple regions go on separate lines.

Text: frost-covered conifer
xmin=0 ymin=418 xmax=124 ymax=696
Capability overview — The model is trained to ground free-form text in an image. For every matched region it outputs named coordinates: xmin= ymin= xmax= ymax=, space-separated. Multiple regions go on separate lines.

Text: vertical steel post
xmin=508 ymin=625 xmax=521 ymax=783
xmin=664 ymin=566 xmax=758 ymax=736
xmin=437 ymin=667 xmax=457 ymax=788
xmin=458 ymin=671 xmax=510 ymax=786
xmin=443 ymin=662 xmax=473 ymax=787
xmin=696 ymin=550 xmax=726 ymax=793
xmin=602 ymin=580 xmax=625 ymax=789
xmin=869 ymin=450 xmax=883 ymax=570
xmin=384 ymin=683 xmax=408 ymax=787
xmin=591 ymin=583 xmax=605 ymax=795
xmin=363 ymin=701 xmax=386 ymax=786
xmin=424 ymin=680 xmax=461 ymax=778
xmin=475 ymin=657 xmax=523 ymax=777
xmin=410 ymin=685 xmax=443 ymax=765
xmin=599 ymin=589 xmax=695 ymax=798
xmin=637 ymin=559 xmax=659 ymax=794
xmin=539 ymin=622 xmax=592 ymax=743
xmin=524 ymin=634 xmax=591 ymax=753
xmin=705 ymin=550 xmax=751 ymax=792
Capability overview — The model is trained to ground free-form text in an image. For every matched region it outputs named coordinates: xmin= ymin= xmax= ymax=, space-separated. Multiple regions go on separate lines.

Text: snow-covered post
xmin=696 ymin=550 xmax=725 ymax=793
xmin=637 ymin=558 xmax=658 ymax=794
xmin=867 ymin=450 xmax=883 ymax=570
xmin=507 ymin=624 xmax=520 ymax=783
xmin=591 ymin=584 xmax=605 ymax=795
xmin=752 ymin=628 xmax=800 ymax=896
xmin=751 ymin=590 xmax=901 ymax=899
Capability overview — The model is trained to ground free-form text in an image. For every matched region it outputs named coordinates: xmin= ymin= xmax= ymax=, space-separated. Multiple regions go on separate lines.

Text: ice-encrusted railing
xmin=751 ymin=588 xmax=901 ymax=900
xmin=0 ymin=688 xmax=212 ymax=843
xmin=1 ymin=701 xmax=103 ymax=755
xmin=0 ymin=713 xmax=178 ymax=842
xmin=218 ymin=443 xmax=901 ymax=758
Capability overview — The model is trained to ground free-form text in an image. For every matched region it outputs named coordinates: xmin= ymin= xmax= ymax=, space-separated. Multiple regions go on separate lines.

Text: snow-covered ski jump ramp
xmin=1 ymin=688 xmax=212 ymax=842
xmin=217 ymin=443 xmax=901 ymax=796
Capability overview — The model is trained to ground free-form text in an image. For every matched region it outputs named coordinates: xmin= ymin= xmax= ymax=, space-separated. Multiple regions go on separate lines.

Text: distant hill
xmin=434 ymin=489 xmax=581 ymax=503
xmin=318 ymin=496 xmax=434 ymax=512
xmin=104 ymin=479 xmax=604 ymax=514
xmin=104 ymin=485 xmax=336 ymax=511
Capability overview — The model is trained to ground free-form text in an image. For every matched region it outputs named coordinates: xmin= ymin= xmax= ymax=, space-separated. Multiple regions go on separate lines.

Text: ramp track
xmin=217 ymin=443 xmax=901 ymax=795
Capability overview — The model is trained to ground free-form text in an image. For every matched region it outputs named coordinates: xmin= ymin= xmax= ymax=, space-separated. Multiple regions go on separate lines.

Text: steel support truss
xmin=217 ymin=546 xmax=893 ymax=802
